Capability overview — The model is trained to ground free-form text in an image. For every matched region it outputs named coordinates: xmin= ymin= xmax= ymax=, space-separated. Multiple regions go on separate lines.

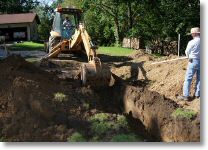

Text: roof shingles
xmin=0 ymin=13 xmax=39 ymax=24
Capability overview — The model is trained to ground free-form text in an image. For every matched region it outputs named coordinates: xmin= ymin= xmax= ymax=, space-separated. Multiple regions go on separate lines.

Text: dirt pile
xmin=0 ymin=56 xmax=105 ymax=141
xmin=111 ymin=53 xmax=199 ymax=113
xmin=109 ymin=52 xmax=200 ymax=142
xmin=147 ymin=59 xmax=188 ymax=98
xmin=146 ymin=58 xmax=199 ymax=113
xmin=0 ymin=55 xmax=200 ymax=142
xmin=128 ymin=50 xmax=154 ymax=61
xmin=0 ymin=56 xmax=144 ymax=142
xmin=0 ymin=55 xmax=74 ymax=141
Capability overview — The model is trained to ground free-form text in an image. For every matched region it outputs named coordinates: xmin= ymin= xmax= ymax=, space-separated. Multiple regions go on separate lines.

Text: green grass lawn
xmin=9 ymin=41 xmax=44 ymax=51
xmin=98 ymin=47 xmax=134 ymax=56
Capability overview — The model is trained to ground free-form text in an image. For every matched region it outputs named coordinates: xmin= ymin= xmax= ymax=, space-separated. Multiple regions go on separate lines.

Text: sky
xmin=37 ymin=0 xmax=55 ymax=5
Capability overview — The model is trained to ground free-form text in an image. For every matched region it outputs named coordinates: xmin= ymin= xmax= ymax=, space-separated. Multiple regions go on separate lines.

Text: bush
xmin=87 ymin=113 xmax=146 ymax=141
xmin=54 ymin=92 xmax=68 ymax=102
xmin=171 ymin=108 xmax=197 ymax=120
xmin=91 ymin=121 xmax=113 ymax=136
xmin=112 ymin=115 xmax=129 ymax=131
xmin=67 ymin=132 xmax=86 ymax=142
xmin=116 ymin=115 xmax=128 ymax=128
xmin=0 ymin=137 xmax=4 ymax=142
xmin=89 ymin=113 xmax=113 ymax=136
xmin=111 ymin=134 xmax=141 ymax=142
xmin=89 ymin=113 xmax=109 ymax=122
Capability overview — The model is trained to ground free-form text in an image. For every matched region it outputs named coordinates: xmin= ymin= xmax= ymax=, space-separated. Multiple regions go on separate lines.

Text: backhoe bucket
xmin=81 ymin=58 xmax=111 ymax=86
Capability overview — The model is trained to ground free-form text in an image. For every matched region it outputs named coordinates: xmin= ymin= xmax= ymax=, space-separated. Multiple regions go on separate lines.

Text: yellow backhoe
xmin=42 ymin=6 xmax=111 ymax=86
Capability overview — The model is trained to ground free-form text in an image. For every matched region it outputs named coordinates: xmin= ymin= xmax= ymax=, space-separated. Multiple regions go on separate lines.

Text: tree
xmin=84 ymin=9 xmax=115 ymax=45
xmin=83 ymin=0 xmax=124 ymax=46
xmin=123 ymin=0 xmax=200 ymax=53
xmin=34 ymin=0 xmax=200 ymax=53
xmin=35 ymin=0 xmax=56 ymax=41
xmin=61 ymin=0 xmax=82 ymax=8
xmin=0 ymin=0 xmax=39 ymax=14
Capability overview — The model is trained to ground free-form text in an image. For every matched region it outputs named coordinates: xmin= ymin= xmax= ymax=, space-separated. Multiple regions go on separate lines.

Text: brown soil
xmin=0 ymin=54 xmax=200 ymax=142
xmin=122 ymin=85 xmax=200 ymax=142
xmin=111 ymin=50 xmax=200 ymax=113
xmin=0 ymin=55 xmax=76 ymax=141
xmin=0 ymin=55 xmax=145 ymax=141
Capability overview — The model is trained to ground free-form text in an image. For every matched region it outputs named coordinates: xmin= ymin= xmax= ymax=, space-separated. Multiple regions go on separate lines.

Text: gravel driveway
xmin=9 ymin=50 xmax=47 ymax=58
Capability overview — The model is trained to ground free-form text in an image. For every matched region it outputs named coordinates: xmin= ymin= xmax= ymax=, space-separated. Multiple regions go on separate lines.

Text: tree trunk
xmin=114 ymin=17 xmax=120 ymax=46
xmin=127 ymin=1 xmax=133 ymax=30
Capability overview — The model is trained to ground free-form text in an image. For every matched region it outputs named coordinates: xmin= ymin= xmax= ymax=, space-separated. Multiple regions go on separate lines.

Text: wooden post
xmin=178 ymin=34 xmax=180 ymax=57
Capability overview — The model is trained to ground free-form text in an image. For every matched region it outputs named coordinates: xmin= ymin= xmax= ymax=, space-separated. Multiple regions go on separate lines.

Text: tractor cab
xmin=52 ymin=6 xmax=83 ymax=39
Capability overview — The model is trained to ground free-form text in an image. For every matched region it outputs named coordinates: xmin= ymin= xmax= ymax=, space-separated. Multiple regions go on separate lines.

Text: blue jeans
xmin=62 ymin=28 xmax=72 ymax=39
xmin=183 ymin=59 xmax=200 ymax=97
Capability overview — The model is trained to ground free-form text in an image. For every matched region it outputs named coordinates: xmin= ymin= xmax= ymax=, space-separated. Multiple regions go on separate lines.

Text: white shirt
xmin=63 ymin=19 xmax=72 ymax=27
xmin=185 ymin=36 xmax=200 ymax=59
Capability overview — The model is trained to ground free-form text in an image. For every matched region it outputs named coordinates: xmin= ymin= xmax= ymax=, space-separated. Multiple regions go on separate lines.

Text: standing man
xmin=178 ymin=27 xmax=200 ymax=101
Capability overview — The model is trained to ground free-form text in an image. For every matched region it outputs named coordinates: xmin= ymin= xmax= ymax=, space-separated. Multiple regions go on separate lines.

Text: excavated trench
xmin=0 ymin=55 xmax=200 ymax=142
xmin=121 ymin=84 xmax=200 ymax=142
xmin=41 ymin=55 xmax=200 ymax=142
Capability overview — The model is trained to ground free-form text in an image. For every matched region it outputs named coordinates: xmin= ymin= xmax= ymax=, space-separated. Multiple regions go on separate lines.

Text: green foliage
xmin=98 ymin=47 xmax=134 ymax=56
xmin=116 ymin=115 xmax=128 ymax=129
xmin=88 ymin=113 xmax=144 ymax=141
xmin=89 ymin=113 xmax=129 ymax=135
xmin=0 ymin=0 xmax=39 ymax=14
xmin=111 ymin=134 xmax=141 ymax=142
xmin=89 ymin=113 xmax=112 ymax=136
xmin=2 ymin=0 xmax=199 ymax=53
xmin=0 ymin=137 xmax=4 ymax=142
xmin=91 ymin=121 xmax=113 ymax=136
xmin=37 ymin=17 xmax=52 ymax=41
xmin=83 ymin=0 xmax=123 ymax=45
xmin=89 ymin=113 xmax=111 ymax=135
xmin=67 ymin=132 xmax=86 ymax=142
xmin=84 ymin=8 xmax=115 ymax=46
xmin=90 ymin=136 xmax=99 ymax=142
xmin=54 ymin=92 xmax=68 ymax=102
xmin=152 ymin=53 xmax=163 ymax=58
xmin=82 ymin=0 xmax=199 ymax=53
xmin=51 ymin=0 xmax=63 ymax=9
xmin=35 ymin=1 xmax=54 ymax=41
xmin=82 ymin=102 xmax=90 ymax=110
xmin=89 ymin=113 xmax=109 ymax=122
xmin=9 ymin=42 xmax=44 ymax=51
xmin=32 ymin=0 xmax=199 ymax=52
xmin=61 ymin=0 xmax=82 ymax=9
xmin=171 ymin=108 xmax=197 ymax=120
